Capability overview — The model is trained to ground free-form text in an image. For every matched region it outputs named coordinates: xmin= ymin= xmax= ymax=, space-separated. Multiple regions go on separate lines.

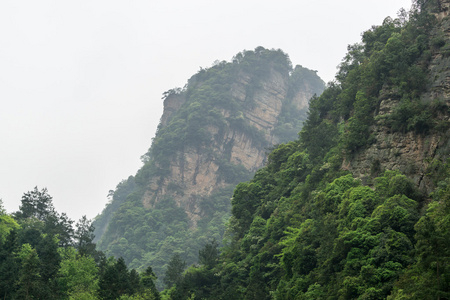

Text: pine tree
xmin=74 ymin=215 xmax=97 ymax=257
xmin=17 ymin=187 xmax=55 ymax=221
xmin=164 ymin=253 xmax=186 ymax=288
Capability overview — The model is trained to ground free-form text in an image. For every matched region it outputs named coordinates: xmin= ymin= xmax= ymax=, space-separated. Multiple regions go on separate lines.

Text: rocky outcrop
xmin=143 ymin=66 xmax=322 ymax=227
xmin=93 ymin=50 xmax=325 ymax=279
xmin=159 ymin=92 xmax=186 ymax=127
xmin=347 ymin=11 xmax=450 ymax=193
xmin=347 ymin=105 xmax=443 ymax=192
xmin=435 ymin=0 xmax=450 ymax=20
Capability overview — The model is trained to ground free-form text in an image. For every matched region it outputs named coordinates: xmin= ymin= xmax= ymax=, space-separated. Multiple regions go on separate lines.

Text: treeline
xmin=162 ymin=2 xmax=450 ymax=299
xmin=0 ymin=187 xmax=160 ymax=300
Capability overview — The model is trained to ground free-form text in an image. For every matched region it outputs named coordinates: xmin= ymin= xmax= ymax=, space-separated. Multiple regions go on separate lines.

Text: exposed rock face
xmin=427 ymin=12 xmax=450 ymax=102
xmin=347 ymin=12 xmax=450 ymax=193
xmin=143 ymin=67 xmax=321 ymax=227
xmin=347 ymin=105 xmax=443 ymax=192
xmin=239 ymin=71 xmax=286 ymax=136
xmin=435 ymin=0 xmax=450 ymax=20
xmin=159 ymin=92 xmax=186 ymax=127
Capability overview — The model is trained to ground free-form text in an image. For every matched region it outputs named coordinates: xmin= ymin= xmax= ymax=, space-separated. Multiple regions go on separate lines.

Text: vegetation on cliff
xmin=163 ymin=1 xmax=450 ymax=299
xmin=93 ymin=47 xmax=324 ymax=289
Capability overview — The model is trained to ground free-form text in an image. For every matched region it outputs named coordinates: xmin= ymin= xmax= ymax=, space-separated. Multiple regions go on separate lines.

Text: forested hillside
xmin=93 ymin=47 xmax=324 ymax=289
xmin=163 ymin=1 xmax=450 ymax=299
xmin=2 ymin=0 xmax=449 ymax=299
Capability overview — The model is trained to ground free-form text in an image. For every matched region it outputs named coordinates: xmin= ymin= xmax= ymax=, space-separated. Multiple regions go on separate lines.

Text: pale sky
xmin=0 ymin=0 xmax=413 ymax=222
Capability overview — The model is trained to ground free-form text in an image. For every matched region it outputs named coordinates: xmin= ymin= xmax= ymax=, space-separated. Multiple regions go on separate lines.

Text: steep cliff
xmin=347 ymin=0 xmax=450 ymax=192
xmin=163 ymin=2 xmax=449 ymax=299
xmin=93 ymin=47 xmax=324 ymax=285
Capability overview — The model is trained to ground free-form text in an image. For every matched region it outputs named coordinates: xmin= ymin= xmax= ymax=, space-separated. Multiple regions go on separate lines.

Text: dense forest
xmin=1 ymin=0 xmax=450 ymax=299
xmin=159 ymin=1 xmax=450 ymax=299
xmin=0 ymin=188 xmax=160 ymax=299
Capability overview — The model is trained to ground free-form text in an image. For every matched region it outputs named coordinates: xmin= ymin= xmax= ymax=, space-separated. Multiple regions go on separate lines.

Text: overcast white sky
xmin=0 ymin=0 xmax=413 ymax=221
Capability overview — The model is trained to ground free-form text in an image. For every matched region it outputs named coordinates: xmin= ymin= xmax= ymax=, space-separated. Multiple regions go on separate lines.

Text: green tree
xmin=99 ymin=257 xmax=136 ymax=299
xmin=198 ymin=239 xmax=219 ymax=269
xmin=16 ymin=243 xmax=43 ymax=300
xmin=58 ymin=247 xmax=99 ymax=299
xmin=74 ymin=215 xmax=97 ymax=258
xmin=15 ymin=187 xmax=75 ymax=247
xmin=37 ymin=233 xmax=61 ymax=298
xmin=164 ymin=253 xmax=186 ymax=288
xmin=413 ymin=178 xmax=449 ymax=298
xmin=17 ymin=187 xmax=55 ymax=221
xmin=141 ymin=266 xmax=160 ymax=300
xmin=0 ymin=205 xmax=19 ymax=243
xmin=44 ymin=212 xmax=74 ymax=247
xmin=0 ymin=228 xmax=20 ymax=299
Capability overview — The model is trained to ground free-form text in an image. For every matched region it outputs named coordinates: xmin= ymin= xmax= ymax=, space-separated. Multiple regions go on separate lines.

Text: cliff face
xmin=347 ymin=6 xmax=450 ymax=193
xmin=143 ymin=67 xmax=316 ymax=227
xmin=93 ymin=48 xmax=324 ymax=282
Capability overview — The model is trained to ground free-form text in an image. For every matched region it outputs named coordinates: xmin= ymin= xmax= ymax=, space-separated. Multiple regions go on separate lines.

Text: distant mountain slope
xmin=163 ymin=1 xmax=450 ymax=299
xmin=93 ymin=47 xmax=324 ymax=287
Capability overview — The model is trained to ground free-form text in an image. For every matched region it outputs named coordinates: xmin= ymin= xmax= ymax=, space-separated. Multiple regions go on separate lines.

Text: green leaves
xmin=0 ymin=213 xmax=19 ymax=243
xmin=17 ymin=187 xmax=55 ymax=221
xmin=57 ymin=247 xmax=99 ymax=299
xmin=198 ymin=239 xmax=219 ymax=269
xmin=99 ymin=257 xmax=140 ymax=300
xmin=161 ymin=3 xmax=448 ymax=298
xmin=16 ymin=243 xmax=43 ymax=300
xmin=231 ymin=181 xmax=264 ymax=239
xmin=218 ymin=166 xmax=423 ymax=299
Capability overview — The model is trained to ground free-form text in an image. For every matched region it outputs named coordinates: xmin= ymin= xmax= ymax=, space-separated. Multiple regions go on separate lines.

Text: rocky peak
xmin=144 ymin=60 xmax=322 ymax=227
xmin=93 ymin=48 xmax=325 ymax=278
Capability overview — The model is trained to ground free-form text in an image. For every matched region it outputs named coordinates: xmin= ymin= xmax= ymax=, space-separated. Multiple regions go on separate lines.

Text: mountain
xmin=93 ymin=47 xmax=325 ymax=287
xmin=162 ymin=1 xmax=450 ymax=299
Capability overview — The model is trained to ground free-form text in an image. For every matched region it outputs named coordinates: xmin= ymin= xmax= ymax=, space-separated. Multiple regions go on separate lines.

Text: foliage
xmin=198 ymin=239 xmax=220 ymax=269
xmin=57 ymin=247 xmax=99 ymax=299
xmin=16 ymin=243 xmax=43 ymax=300
xmin=0 ymin=188 xmax=160 ymax=300
xmin=164 ymin=253 xmax=186 ymax=288
xmin=164 ymin=3 xmax=449 ymax=299
xmin=389 ymin=160 xmax=450 ymax=299
xmin=273 ymin=65 xmax=325 ymax=143
xmin=16 ymin=187 xmax=55 ymax=221
xmin=75 ymin=215 xmax=98 ymax=258
xmin=0 ymin=208 xmax=19 ymax=243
